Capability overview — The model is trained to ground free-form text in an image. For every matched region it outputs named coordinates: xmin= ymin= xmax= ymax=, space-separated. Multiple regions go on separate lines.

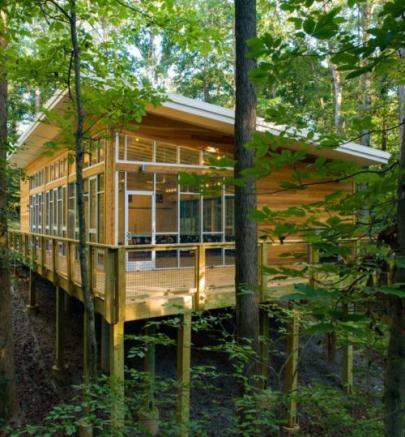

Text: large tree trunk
xmin=69 ymin=0 xmax=98 ymax=379
xmin=0 ymin=6 xmax=17 ymax=421
xmin=384 ymin=47 xmax=405 ymax=437
xmin=359 ymin=1 xmax=371 ymax=147
xmin=234 ymin=0 xmax=259 ymax=381
xmin=329 ymin=60 xmax=343 ymax=135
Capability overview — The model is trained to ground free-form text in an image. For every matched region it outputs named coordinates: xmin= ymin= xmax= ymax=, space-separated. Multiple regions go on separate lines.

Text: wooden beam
xmin=109 ymin=320 xmax=125 ymax=436
xmin=176 ymin=311 xmax=192 ymax=437
xmin=283 ymin=309 xmax=300 ymax=434
xmin=100 ymin=317 xmax=110 ymax=373
xmin=52 ymin=286 xmax=67 ymax=373
xmin=139 ymin=323 xmax=159 ymax=436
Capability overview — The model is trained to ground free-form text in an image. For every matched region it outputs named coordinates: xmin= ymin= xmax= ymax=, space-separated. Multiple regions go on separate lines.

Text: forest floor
xmin=9 ymin=267 xmax=384 ymax=435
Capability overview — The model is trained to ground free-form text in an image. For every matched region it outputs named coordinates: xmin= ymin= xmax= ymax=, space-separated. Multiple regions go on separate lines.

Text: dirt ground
xmin=9 ymin=266 xmax=383 ymax=434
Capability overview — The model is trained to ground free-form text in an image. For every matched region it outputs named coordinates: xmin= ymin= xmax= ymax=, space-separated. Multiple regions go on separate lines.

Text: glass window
xmin=180 ymin=194 xmax=200 ymax=243
xmin=203 ymin=197 xmax=222 ymax=233
xmin=97 ymin=174 xmax=104 ymax=243
xmin=225 ymin=195 xmax=235 ymax=241
xmin=156 ymin=174 xmax=178 ymax=234
xmin=68 ymin=183 xmax=76 ymax=239
xmin=89 ymin=177 xmax=97 ymax=241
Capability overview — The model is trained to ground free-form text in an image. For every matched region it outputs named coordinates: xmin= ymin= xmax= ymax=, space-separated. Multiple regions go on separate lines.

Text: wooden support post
xmin=139 ymin=323 xmax=159 ymax=436
xmin=66 ymin=241 xmax=73 ymax=295
xmin=27 ymin=269 xmax=38 ymax=311
xmin=109 ymin=320 xmax=125 ymax=436
xmin=259 ymin=308 xmax=270 ymax=389
xmin=342 ymin=303 xmax=353 ymax=395
xmin=100 ymin=317 xmax=110 ymax=373
xmin=176 ymin=311 xmax=192 ymax=437
xmin=283 ymin=309 xmax=300 ymax=434
xmin=52 ymin=287 xmax=67 ymax=373
xmin=195 ymin=245 xmax=206 ymax=310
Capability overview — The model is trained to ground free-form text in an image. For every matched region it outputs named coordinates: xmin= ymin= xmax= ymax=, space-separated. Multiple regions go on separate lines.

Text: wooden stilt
xmin=259 ymin=308 xmax=270 ymax=389
xmin=52 ymin=287 xmax=67 ymax=373
xmin=283 ymin=309 xmax=300 ymax=434
xmin=100 ymin=317 xmax=111 ymax=373
xmin=139 ymin=323 xmax=159 ymax=436
xmin=26 ymin=269 xmax=38 ymax=311
xmin=109 ymin=321 xmax=125 ymax=436
xmin=342 ymin=303 xmax=353 ymax=395
xmin=176 ymin=311 xmax=192 ymax=437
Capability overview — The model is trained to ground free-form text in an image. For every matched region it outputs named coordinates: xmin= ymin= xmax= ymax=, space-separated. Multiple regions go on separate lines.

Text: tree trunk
xmin=385 ymin=47 xmax=405 ymax=437
xmin=359 ymin=1 xmax=371 ymax=147
xmin=234 ymin=0 xmax=259 ymax=382
xmin=329 ymin=60 xmax=343 ymax=136
xmin=0 ymin=6 xmax=17 ymax=421
xmin=69 ymin=0 xmax=98 ymax=379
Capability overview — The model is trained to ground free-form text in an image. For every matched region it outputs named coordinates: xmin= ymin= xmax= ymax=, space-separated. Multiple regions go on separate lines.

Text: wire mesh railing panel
xmin=93 ymin=248 xmax=105 ymax=296
xmin=44 ymin=239 xmax=52 ymax=269
xmin=56 ymin=242 xmax=67 ymax=276
xmin=205 ymin=247 xmax=235 ymax=291
xmin=125 ymin=248 xmax=197 ymax=302
xmin=71 ymin=243 xmax=82 ymax=286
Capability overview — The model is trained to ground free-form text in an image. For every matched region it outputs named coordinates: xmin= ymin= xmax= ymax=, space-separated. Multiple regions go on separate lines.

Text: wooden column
xmin=109 ymin=320 xmax=125 ymax=436
xmin=100 ymin=317 xmax=110 ymax=373
xmin=283 ymin=309 xmax=300 ymax=434
xmin=176 ymin=311 xmax=192 ymax=437
xmin=341 ymin=303 xmax=353 ymax=395
xmin=259 ymin=308 xmax=270 ymax=388
xmin=139 ymin=323 xmax=159 ymax=436
xmin=52 ymin=286 xmax=67 ymax=373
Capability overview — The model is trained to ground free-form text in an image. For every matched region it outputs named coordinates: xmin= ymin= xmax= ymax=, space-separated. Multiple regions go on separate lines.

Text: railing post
xmin=195 ymin=244 xmax=206 ymax=310
xmin=283 ymin=308 xmax=300 ymax=434
xmin=88 ymin=245 xmax=94 ymax=294
xmin=52 ymin=286 xmax=67 ymax=373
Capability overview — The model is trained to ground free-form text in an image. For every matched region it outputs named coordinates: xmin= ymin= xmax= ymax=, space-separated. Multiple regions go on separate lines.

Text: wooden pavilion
xmin=9 ymin=91 xmax=390 ymax=433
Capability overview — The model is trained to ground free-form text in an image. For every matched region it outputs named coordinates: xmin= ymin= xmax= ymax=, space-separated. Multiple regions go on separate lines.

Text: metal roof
xmin=9 ymin=91 xmax=390 ymax=168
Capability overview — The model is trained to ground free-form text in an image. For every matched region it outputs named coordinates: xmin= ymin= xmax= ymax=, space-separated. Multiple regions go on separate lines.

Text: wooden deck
xmin=9 ymin=231 xmax=305 ymax=322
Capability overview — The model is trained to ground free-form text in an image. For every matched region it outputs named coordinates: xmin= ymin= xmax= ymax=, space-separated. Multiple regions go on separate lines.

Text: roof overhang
xmin=10 ymin=91 xmax=390 ymax=168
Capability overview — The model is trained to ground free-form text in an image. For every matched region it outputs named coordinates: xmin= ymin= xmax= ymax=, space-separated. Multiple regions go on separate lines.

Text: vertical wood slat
xmin=283 ymin=309 xmax=300 ymax=433
xmin=176 ymin=311 xmax=192 ymax=437
xmin=195 ymin=244 xmax=206 ymax=310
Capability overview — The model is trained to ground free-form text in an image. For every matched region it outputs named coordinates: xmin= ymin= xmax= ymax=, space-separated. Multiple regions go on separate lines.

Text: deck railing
xmin=8 ymin=230 xmax=334 ymax=320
